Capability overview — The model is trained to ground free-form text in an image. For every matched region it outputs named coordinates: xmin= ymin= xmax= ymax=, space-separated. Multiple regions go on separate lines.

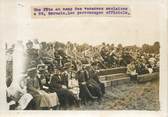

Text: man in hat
xmin=122 ymin=51 xmax=133 ymax=66
xmin=26 ymin=67 xmax=41 ymax=110
xmin=60 ymin=62 xmax=72 ymax=88
xmin=37 ymin=64 xmax=50 ymax=91
xmin=25 ymin=40 xmax=39 ymax=69
xmin=54 ymin=50 xmax=63 ymax=68
xmin=38 ymin=42 xmax=50 ymax=63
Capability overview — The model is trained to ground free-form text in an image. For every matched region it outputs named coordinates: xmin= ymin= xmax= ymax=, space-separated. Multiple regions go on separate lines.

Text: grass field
xmin=71 ymin=79 xmax=159 ymax=110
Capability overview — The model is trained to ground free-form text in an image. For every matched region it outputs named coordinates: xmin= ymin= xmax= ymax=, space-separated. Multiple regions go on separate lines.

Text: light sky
xmin=2 ymin=0 xmax=161 ymax=47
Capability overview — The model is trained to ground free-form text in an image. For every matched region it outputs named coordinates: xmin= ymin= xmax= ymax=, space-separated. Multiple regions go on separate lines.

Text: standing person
xmin=38 ymin=42 xmax=50 ymax=64
xmin=47 ymin=44 xmax=55 ymax=58
xmin=25 ymin=40 xmax=39 ymax=69
xmin=33 ymin=39 xmax=40 ymax=50
xmin=54 ymin=50 xmax=63 ymax=68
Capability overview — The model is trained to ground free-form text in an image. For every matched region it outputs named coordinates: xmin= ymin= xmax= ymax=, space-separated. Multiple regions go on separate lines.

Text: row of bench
xmin=97 ymin=67 xmax=159 ymax=87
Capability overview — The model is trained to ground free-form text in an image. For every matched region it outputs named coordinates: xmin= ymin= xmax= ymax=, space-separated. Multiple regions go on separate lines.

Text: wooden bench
xmin=96 ymin=67 xmax=127 ymax=76
xmin=100 ymin=72 xmax=159 ymax=87
xmin=137 ymin=72 xmax=159 ymax=83
xmin=99 ymin=73 xmax=129 ymax=81
xmin=101 ymin=76 xmax=130 ymax=87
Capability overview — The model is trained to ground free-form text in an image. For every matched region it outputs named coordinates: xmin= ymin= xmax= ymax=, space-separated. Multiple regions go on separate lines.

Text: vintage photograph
xmin=2 ymin=0 xmax=165 ymax=113
xmin=5 ymin=40 xmax=160 ymax=110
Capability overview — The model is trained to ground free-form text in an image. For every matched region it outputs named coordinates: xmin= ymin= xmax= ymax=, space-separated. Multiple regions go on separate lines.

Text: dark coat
xmin=76 ymin=70 xmax=98 ymax=101
xmin=49 ymin=74 xmax=62 ymax=92
xmin=76 ymin=70 xmax=91 ymax=99
xmin=49 ymin=74 xmax=77 ymax=108
xmin=86 ymin=69 xmax=103 ymax=99
xmin=26 ymin=76 xmax=41 ymax=110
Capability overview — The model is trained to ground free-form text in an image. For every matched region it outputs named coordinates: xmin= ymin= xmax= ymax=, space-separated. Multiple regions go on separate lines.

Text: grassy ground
xmin=71 ymin=79 xmax=159 ymax=110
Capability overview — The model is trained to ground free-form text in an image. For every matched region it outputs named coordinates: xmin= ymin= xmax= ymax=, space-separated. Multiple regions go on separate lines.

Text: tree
xmin=152 ymin=41 xmax=160 ymax=54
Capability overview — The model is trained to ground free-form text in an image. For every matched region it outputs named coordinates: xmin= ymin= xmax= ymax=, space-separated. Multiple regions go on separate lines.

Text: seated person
xmin=26 ymin=67 xmax=59 ymax=110
xmin=6 ymin=75 xmax=33 ymax=110
xmin=76 ymin=66 xmax=98 ymax=105
xmin=37 ymin=64 xmax=59 ymax=110
xmin=84 ymin=65 xmax=103 ymax=101
xmin=127 ymin=60 xmax=138 ymax=81
xmin=135 ymin=60 xmax=149 ymax=75
xmin=49 ymin=69 xmax=79 ymax=109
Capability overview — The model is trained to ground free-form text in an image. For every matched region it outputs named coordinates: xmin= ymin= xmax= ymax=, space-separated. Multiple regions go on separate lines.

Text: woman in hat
xmin=84 ymin=65 xmax=103 ymax=101
xmin=33 ymin=65 xmax=59 ymax=110
xmin=76 ymin=66 xmax=98 ymax=105
xmin=49 ymin=69 xmax=79 ymax=109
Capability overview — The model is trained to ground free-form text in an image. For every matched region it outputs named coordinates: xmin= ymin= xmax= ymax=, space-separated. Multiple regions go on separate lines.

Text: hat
xmin=40 ymin=42 xmax=47 ymax=49
xmin=27 ymin=67 xmax=37 ymax=76
xmin=37 ymin=64 xmax=47 ymax=71
xmin=63 ymin=62 xmax=71 ymax=69
xmin=26 ymin=40 xmax=33 ymax=45
xmin=27 ymin=67 xmax=36 ymax=72
xmin=83 ymin=64 xmax=90 ymax=69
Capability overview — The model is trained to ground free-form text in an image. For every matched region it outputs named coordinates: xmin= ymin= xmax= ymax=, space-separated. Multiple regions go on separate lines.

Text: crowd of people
xmin=5 ymin=39 xmax=159 ymax=110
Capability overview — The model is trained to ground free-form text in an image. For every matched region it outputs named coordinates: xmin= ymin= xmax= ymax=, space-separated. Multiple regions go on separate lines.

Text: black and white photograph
xmin=0 ymin=0 xmax=168 ymax=117
xmin=6 ymin=40 xmax=160 ymax=110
